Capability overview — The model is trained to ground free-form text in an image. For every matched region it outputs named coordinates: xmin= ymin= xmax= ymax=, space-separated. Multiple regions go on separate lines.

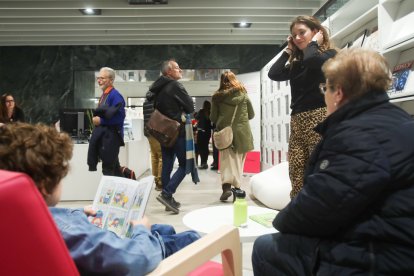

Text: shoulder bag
xmin=213 ymin=105 xmax=238 ymax=150
xmin=145 ymin=109 xmax=181 ymax=148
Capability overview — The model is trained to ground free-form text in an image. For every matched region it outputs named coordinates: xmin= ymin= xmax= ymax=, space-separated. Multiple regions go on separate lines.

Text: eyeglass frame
xmin=96 ymin=76 xmax=112 ymax=81
xmin=319 ymin=83 xmax=334 ymax=95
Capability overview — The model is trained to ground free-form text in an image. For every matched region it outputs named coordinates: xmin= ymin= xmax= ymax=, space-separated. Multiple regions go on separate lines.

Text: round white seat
xmin=250 ymin=162 xmax=291 ymax=210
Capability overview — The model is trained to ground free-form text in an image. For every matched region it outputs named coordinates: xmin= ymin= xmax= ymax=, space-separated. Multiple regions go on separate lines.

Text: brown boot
xmin=220 ymin=183 xmax=232 ymax=201
xmin=155 ymin=181 xmax=162 ymax=191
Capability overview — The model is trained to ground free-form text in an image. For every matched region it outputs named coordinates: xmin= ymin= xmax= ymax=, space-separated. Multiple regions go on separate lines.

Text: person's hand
xmin=312 ymin=30 xmax=324 ymax=46
xmin=83 ymin=205 xmax=97 ymax=216
xmin=285 ymin=35 xmax=296 ymax=55
xmin=130 ymin=216 xmax=151 ymax=230
xmin=92 ymin=116 xmax=101 ymax=126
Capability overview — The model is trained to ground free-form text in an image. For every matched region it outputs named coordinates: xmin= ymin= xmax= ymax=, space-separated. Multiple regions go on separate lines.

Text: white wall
xmin=237 ymin=71 xmax=261 ymax=151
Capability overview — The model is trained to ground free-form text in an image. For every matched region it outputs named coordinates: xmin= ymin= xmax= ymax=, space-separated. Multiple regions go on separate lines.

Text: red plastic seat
xmin=0 ymin=170 xmax=79 ymax=276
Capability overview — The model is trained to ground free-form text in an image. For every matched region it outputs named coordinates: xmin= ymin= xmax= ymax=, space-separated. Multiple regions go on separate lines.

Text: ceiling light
xmin=79 ymin=8 xmax=102 ymax=15
xmin=232 ymin=22 xmax=252 ymax=28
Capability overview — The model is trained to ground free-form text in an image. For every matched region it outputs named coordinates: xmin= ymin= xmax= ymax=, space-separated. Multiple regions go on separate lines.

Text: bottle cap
xmin=234 ymin=189 xmax=246 ymax=199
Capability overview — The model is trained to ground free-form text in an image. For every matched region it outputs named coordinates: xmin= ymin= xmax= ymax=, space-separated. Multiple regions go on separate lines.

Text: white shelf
xmin=331 ymin=5 xmax=378 ymax=42
xmin=379 ymin=0 xmax=414 ymax=50
xmin=390 ymin=95 xmax=414 ymax=103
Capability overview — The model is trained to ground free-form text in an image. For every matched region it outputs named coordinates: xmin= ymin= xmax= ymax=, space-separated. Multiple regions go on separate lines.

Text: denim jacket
xmin=50 ymin=207 xmax=163 ymax=276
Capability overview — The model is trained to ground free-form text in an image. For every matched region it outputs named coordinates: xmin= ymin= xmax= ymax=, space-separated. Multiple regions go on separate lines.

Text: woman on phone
xmin=268 ymin=15 xmax=336 ymax=198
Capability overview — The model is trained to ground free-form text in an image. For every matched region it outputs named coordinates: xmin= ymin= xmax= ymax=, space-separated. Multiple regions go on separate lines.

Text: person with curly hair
xmin=0 ymin=123 xmax=199 ymax=275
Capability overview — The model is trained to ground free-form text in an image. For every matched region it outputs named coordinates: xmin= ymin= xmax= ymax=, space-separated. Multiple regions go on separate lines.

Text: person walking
xmin=195 ymin=100 xmax=212 ymax=170
xmin=210 ymin=71 xmax=254 ymax=201
xmin=143 ymin=94 xmax=163 ymax=191
xmin=147 ymin=59 xmax=194 ymax=214
xmin=87 ymin=67 xmax=126 ymax=176
xmin=268 ymin=15 xmax=337 ymax=198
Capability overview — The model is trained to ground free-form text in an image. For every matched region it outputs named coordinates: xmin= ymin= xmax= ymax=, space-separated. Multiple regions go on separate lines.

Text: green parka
xmin=210 ymin=88 xmax=254 ymax=154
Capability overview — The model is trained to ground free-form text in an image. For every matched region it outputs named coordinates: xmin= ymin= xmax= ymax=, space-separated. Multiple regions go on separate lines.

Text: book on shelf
xmin=388 ymin=61 xmax=413 ymax=96
xmin=249 ymin=212 xmax=277 ymax=228
xmin=89 ymin=175 xmax=154 ymax=238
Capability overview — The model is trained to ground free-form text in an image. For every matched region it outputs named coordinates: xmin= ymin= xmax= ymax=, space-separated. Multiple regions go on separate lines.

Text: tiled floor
xmin=59 ymin=156 xmax=266 ymax=275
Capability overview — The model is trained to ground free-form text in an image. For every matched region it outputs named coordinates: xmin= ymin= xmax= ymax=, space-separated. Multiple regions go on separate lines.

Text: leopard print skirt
xmin=288 ymin=107 xmax=326 ymax=198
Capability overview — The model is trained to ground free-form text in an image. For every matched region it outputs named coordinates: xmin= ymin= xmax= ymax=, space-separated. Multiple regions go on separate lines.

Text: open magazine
xmin=89 ymin=175 xmax=154 ymax=238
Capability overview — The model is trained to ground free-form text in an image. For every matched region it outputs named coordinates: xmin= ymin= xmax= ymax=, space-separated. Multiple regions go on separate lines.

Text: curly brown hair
xmin=0 ymin=123 xmax=73 ymax=194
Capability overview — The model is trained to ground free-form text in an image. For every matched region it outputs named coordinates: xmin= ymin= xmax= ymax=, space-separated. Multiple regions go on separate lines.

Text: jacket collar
xmin=315 ymin=90 xmax=389 ymax=135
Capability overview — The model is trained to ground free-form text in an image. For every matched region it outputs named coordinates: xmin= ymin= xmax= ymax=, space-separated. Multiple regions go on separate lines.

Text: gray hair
xmin=100 ymin=67 xmax=116 ymax=80
xmin=161 ymin=59 xmax=175 ymax=75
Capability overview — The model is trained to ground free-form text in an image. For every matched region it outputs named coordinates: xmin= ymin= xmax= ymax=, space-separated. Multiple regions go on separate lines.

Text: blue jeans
xmin=161 ymin=134 xmax=186 ymax=197
xmin=151 ymin=224 xmax=200 ymax=258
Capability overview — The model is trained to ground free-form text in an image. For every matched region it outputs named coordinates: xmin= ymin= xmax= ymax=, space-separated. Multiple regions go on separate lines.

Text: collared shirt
xmin=50 ymin=207 xmax=163 ymax=276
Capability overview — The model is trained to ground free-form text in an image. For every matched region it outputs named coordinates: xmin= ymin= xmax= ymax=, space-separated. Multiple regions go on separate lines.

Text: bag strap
xmin=230 ymin=105 xmax=238 ymax=126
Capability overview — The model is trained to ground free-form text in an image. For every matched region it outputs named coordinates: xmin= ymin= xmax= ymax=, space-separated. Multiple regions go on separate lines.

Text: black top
xmin=9 ymin=107 xmax=25 ymax=123
xmin=268 ymin=42 xmax=336 ymax=115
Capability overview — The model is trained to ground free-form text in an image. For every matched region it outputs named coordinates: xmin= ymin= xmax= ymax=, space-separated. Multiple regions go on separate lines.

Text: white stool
xmin=250 ymin=162 xmax=291 ymax=210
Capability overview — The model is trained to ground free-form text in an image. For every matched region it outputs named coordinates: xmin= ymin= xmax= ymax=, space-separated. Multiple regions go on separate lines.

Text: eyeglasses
xmin=319 ymin=83 xmax=329 ymax=95
xmin=96 ymin=77 xmax=109 ymax=81
xmin=5 ymin=100 xmax=14 ymax=103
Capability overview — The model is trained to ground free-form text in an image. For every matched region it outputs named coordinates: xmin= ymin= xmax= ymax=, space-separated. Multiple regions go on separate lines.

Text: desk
xmin=183 ymin=205 xmax=278 ymax=243
xmin=61 ymin=139 xmax=149 ymax=201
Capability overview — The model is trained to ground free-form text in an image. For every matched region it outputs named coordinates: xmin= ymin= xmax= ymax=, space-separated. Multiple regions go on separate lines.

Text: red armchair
xmin=0 ymin=170 xmax=79 ymax=276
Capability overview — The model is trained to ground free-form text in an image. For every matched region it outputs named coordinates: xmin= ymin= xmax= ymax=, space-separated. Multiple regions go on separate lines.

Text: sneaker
xmin=198 ymin=163 xmax=208 ymax=170
xmin=165 ymin=197 xmax=181 ymax=211
xmin=156 ymin=194 xmax=179 ymax=214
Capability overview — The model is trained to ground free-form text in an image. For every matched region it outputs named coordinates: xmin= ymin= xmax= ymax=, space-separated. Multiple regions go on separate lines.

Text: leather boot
xmin=220 ymin=183 xmax=232 ymax=201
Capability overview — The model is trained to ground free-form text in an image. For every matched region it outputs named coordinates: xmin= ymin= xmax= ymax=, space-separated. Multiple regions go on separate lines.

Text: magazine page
xmin=388 ymin=61 xmax=413 ymax=97
xmin=249 ymin=212 xmax=277 ymax=228
xmin=91 ymin=176 xmax=149 ymax=237
xmin=124 ymin=176 xmax=154 ymax=238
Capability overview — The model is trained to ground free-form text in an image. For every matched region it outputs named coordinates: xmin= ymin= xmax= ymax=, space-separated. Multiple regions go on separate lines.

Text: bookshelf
xmin=326 ymin=0 xmax=414 ymax=112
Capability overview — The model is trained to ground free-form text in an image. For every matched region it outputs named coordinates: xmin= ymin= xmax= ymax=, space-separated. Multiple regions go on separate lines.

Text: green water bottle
xmin=233 ymin=189 xmax=248 ymax=227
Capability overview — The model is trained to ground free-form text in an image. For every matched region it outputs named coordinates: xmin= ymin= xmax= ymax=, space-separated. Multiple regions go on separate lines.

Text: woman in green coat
xmin=210 ymin=71 xmax=255 ymax=201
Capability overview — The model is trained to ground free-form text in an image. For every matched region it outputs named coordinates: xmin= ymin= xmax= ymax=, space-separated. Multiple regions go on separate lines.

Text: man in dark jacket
xmin=148 ymin=59 xmax=194 ymax=214
xmin=143 ymin=93 xmax=163 ymax=191
xmin=88 ymin=67 xmax=125 ymax=176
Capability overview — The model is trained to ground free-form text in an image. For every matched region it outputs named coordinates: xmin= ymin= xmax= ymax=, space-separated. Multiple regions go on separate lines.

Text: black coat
xmin=142 ymin=92 xmax=155 ymax=137
xmin=268 ymin=43 xmax=336 ymax=115
xmin=274 ymin=91 xmax=414 ymax=275
xmin=148 ymin=76 xmax=194 ymax=123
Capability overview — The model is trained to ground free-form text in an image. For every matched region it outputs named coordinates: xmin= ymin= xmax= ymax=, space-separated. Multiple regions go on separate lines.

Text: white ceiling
xmin=0 ymin=0 xmax=327 ymax=46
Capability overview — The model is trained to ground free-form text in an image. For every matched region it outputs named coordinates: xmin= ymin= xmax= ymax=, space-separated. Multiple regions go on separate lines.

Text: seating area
xmin=0 ymin=169 xmax=243 ymax=276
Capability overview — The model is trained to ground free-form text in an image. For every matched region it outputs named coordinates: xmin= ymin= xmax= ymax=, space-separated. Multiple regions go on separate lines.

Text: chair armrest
xmin=147 ymin=225 xmax=242 ymax=276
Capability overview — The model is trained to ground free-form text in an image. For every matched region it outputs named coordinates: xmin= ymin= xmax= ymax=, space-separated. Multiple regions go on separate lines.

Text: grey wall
xmin=0 ymin=44 xmax=278 ymax=123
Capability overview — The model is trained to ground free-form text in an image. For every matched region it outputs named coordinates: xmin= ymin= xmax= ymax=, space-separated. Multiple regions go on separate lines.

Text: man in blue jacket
xmin=88 ymin=67 xmax=126 ymax=176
